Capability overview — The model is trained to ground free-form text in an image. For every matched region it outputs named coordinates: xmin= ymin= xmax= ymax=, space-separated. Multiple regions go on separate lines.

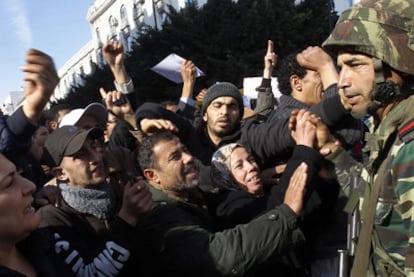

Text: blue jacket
xmin=0 ymin=107 xmax=37 ymax=165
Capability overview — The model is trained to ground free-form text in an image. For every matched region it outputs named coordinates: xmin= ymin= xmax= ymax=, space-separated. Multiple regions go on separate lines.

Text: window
xmin=120 ymin=5 xmax=129 ymax=28
xmin=154 ymin=0 xmax=164 ymax=13
xmin=108 ymin=16 xmax=118 ymax=38
xmin=134 ymin=4 xmax=145 ymax=27
xmin=95 ymin=27 xmax=102 ymax=45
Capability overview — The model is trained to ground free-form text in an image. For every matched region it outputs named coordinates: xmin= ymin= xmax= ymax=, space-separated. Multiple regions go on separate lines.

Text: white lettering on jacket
xmin=53 ymin=232 xmax=130 ymax=276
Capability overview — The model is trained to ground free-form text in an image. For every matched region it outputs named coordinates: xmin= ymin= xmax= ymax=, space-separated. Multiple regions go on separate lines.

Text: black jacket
xmin=134 ymin=185 xmax=305 ymax=277
xmin=38 ymin=201 xmax=138 ymax=276
xmin=106 ymin=119 xmax=138 ymax=153
xmin=0 ymin=107 xmax=37 ymax=160
xmin=0 ymin=230 xmax=59 ymax=277
xmin=265 ymin=84 xmax=364 ymax=166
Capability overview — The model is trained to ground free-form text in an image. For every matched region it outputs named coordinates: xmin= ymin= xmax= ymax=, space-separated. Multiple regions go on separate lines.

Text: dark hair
xmin=160 ymin=100 xmax=178 ymax=107
xmin=276 ymin=52 xmax=307 ymax=96
xmin=137 ymin=131 xmax=178 ymax=171
xmin=46 ymin=103 xmax=72 ymax=122
xmin=38 ymin=112 xmax=48 ymax=127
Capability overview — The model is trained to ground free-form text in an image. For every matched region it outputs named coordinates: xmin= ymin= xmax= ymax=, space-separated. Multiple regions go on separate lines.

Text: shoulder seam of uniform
xmin=399 ymin=118 xmax=414 ymax=143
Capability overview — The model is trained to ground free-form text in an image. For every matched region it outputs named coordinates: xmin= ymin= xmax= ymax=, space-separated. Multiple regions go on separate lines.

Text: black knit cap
xmin=201 ymin=82 xmax=244 ymax=119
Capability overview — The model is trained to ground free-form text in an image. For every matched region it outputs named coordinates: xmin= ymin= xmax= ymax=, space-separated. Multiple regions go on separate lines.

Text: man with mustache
xmin=135 ymin=130 xmax=311 ymax=276
xmin=311 ymin=0 xmax=414 ymax=275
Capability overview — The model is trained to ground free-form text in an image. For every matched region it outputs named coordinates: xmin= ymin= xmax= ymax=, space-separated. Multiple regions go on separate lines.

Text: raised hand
xmin=180 ymin=60 xmax=196 ymax=98
xmin=140 ymin=118 xmax=178 ymax=135
xmin=100 ymin=87 xmax=132 ymax=117
xmin=283 ymin=162 xmax=308 ymax=215
xmin=181 ymin=60 xmax=196 ymax=84
xmin=118 ymin=176 xmax=153 ymax=226
xmin=35 ymin=185 xmax=62 ymax=208
xmin=289 ymin=109 xmax=339 ymax=156
xmin=290 ymin=109 xmax=317 ymax=148
xmin=296 ymin=46 xmax=338 ymax=90
xmin=196 ymin=88 xmax=207 ymax=106
xmin=21 ymin=49 xmax=59 ymax=125
xmin=102 ymin=40 xmax=130 ymax=84
xmin=263 ymin=40 xmax=277 ymax=79
xmin=102 ymin=40 xmax=124 ymax=68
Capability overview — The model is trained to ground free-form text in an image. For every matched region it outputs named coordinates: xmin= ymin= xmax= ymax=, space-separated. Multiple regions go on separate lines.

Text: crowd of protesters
xmin=1 ymin=0 xmax=414 ymax=276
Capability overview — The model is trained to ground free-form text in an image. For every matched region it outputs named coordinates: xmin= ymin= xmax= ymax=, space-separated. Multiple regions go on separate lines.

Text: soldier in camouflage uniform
xmin=306 ymin=0 xmax=414 ymax=276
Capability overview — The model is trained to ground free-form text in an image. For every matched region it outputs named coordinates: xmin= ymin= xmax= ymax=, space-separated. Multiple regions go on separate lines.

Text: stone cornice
xmin=87 ymin=0 xmax=116 ymax=23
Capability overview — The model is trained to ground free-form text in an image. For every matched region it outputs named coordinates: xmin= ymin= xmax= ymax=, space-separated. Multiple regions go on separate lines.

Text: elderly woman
xmin=210 ymin=110 xmax=346 ymax=277
xmin=211 ymin=108 xmax=326 ymax=225
xmin=0 ymin=154 xmax=58 ymax=276
xmin=211 ymin=139 xmax=326 ymax=276
xmin=211 ymin=141 xmax=325 ymax=229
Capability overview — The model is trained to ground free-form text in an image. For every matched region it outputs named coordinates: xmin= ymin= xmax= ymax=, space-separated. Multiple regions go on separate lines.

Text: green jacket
xmin=134 ymin=185 xmax=305 ymax=276
xmin=327 ymin=94 xmax=414 ymax=276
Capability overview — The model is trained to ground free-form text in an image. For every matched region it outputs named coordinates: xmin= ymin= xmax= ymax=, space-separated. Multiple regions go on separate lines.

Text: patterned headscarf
xmin=211 ymin=143 xmax=245 ymax=191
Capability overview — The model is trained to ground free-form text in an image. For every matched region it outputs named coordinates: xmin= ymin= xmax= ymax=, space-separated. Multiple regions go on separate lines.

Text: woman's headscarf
xmin=211 ymin=143 xmax=245 ymax=191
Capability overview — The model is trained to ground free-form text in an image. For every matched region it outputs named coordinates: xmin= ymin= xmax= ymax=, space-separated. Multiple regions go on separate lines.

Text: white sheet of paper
xmin=151 ymin=53 xmax=205 ymax=83
xmin=243 ymin=77 xmax=281 ymax=100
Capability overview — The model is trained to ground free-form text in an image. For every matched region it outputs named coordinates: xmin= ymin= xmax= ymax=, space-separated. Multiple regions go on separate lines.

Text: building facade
xmin=0 ymin=0 xmax=359 ymax=111
xmin=54 ymin=0 xmax=208 ymax=100
xmin=1 ymin=91 xmax=25 ymax=115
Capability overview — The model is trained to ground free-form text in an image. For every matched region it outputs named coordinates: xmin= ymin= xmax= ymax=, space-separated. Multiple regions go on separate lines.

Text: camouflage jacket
xmin=326 ymin=94 xmax=414 ymax=276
